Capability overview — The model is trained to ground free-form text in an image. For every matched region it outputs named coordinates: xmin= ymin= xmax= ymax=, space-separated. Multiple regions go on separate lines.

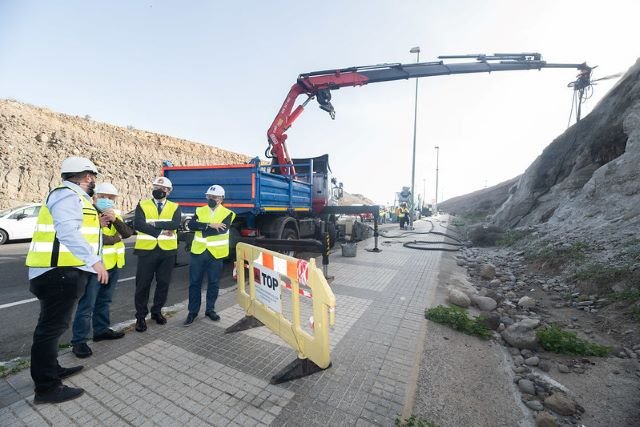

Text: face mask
xmin=96 ymin=198 xmax=114 ymax=212
xmin=86 ymin=181 xmax=96 ymax=197
xmin=152 ymin=189 xmax=167 ymax=199
xmin=207 ymin=199 xmax=218 ymax=208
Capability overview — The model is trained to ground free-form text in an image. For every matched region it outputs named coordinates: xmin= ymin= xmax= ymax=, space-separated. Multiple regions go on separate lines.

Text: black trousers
xmin=30 ymin=267 xmax=89 ymax=393
xmin=134 ymin=251 xmax=176 ymax=319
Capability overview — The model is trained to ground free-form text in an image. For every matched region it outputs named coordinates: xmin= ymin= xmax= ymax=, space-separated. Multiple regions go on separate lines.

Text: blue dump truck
xmin=163 ymin=154 xmax=344 ymax=249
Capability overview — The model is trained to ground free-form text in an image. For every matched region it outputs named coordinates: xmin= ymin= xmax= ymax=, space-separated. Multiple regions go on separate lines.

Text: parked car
xmin=0 ymin=203 xmax=41 ymax=245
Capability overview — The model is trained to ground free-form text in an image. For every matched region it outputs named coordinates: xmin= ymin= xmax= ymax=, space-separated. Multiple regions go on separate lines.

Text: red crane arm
xmin=266 ymin=53 xmax=591 ymax=175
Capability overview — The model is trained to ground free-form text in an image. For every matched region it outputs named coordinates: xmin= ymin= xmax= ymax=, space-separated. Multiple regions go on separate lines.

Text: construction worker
xmin=133 ymin=176 xmax=181 ymax=332
xmin=71 ymin=183 xmax=133 ymax=358
xmin=183 ymin=185 xmax=235 ymax=326
xmin=26 ymin=156 xmax=107 ymax=404
xmin=397 ymin=203 xmax=408 ymax=230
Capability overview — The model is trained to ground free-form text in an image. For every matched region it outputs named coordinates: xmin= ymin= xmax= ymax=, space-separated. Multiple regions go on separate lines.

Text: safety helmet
xmin=60 ymin=157 xmax=98 ymax=174
xmin=152 ymin=176 xmax=173 ymax=189
xmin=205 ymin=185 xmax=225 ymax=197
xmin=95 ymin=182 xmax=119 ymax=196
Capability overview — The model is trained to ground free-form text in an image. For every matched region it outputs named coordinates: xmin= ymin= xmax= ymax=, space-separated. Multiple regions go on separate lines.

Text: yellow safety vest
xmin=134 ymin=199 xmax=179 ymax=251
xmin=102 ymin=214 xmax=126 ymax=270
xmin=190 ymin=205 xmax=236 ymax=259
xmin=26 ymin=186 xmax=100 ymax=267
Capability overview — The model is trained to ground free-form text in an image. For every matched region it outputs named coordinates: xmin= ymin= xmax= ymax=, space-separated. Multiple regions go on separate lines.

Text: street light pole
xmin=434 ymin=145 xmax=440 ymax=214
xmin=422 ymin=178 xmax=426 ymax=210
xmin=409 ymin=46 xmax=420 ymax=226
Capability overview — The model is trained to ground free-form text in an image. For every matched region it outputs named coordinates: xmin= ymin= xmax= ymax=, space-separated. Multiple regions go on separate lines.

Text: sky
xmin=1 ymin=0 xmax=637 ymax=206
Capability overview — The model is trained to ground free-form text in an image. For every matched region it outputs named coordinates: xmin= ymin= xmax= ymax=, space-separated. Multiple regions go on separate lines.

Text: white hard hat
xmin=61 ymin=156 xmax=98 ymax=174
xmin=152 ymin=176 xmax=173 ymax=189
xmin=205 ymin=185 xmax=225 ymax=197
xmin=95 ymin=182 xmax=118 ymax=196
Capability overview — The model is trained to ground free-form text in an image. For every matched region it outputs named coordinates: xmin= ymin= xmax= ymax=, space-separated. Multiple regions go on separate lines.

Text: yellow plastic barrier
xmin=229 ymin=242 xmax=336 ymax=383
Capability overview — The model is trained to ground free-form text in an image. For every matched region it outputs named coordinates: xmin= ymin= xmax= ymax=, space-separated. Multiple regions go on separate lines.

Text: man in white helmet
xmin=132 ymin=176 xmax=182 ymax=332
xmin=183 ymin=184 xmax=235 ymax=326
xmin=25 ymin=156 xmax=108 ymax=404
xmin=71 ymin=183 xmax=134 ymax=358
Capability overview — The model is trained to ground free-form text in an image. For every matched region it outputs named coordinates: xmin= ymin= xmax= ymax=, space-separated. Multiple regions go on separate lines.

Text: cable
xmin=361 ymin=219 xmax=467 ymax=252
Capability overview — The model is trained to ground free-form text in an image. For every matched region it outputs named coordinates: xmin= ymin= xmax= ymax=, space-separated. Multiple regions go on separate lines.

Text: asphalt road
xmin=0 ymin=237 xmax=236 ymax=361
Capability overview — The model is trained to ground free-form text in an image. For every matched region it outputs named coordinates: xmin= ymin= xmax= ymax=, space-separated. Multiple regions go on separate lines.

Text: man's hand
xmin=92 ymin=261 xmax=109 ymax=284
xmin=101 ymin=209 xmax=116 ymax=222
xmin=99 ymin=215 xmax=111 ymax=227
xmin=161 ymin=230 xmax=175 ymax=237
xmin=208 ymin=223 xmax=227 ymax=231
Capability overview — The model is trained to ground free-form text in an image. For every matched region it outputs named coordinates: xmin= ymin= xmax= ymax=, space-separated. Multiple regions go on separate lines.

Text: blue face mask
xmin=96 ymin=198 xmax=114 ymax=211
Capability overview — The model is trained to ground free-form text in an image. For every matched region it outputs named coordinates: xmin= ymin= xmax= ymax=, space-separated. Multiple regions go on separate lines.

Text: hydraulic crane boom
xmin=267 ymin=52 xmax=593 ymax=175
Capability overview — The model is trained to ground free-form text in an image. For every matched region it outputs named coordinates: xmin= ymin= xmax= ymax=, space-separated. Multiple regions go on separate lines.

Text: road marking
xmin=0 ymin=298 xmax=38 ymax=310
xmin=117 ymin=276 xmax=136 ymax=282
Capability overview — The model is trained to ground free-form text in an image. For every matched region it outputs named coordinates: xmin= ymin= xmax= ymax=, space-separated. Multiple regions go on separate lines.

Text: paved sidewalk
xmin=0 ymin=219 xmax=446 ymax=426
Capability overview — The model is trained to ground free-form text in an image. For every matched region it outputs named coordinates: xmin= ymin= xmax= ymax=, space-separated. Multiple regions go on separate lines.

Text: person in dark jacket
xmin=133 ymin=176 xmax=181 ymax=332
xmin=71 ymin=183 xmax=133 ymax=358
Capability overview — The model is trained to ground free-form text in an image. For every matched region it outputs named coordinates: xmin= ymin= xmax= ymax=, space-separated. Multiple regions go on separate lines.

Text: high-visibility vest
xmin=190 ymin=205 xmax=236 ymax=259
xmin=134 ymin=199 xmax=179 ymax=251
xmin=26 ymin=186 xmax=100 ymax=268
xmin=397 ymin=208 xmax=405 ymax=218
xmin=102 ymin=214 xmax=126 ymax=269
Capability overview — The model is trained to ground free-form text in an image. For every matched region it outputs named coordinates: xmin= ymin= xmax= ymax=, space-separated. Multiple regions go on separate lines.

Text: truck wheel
xmin=280 ymin=227 xmax=298 ymax=256
xmin=0 ymin=229 xmax=7 ymax=245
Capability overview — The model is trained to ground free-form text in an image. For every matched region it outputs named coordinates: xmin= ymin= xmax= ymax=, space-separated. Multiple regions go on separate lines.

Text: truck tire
xmin=280 ymin=227 xmax=298 ymax=256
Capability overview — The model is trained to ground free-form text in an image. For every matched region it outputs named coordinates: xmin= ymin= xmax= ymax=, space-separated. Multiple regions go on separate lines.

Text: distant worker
xmin=397 ymin=203 xmax=409 ymax=230
xmin=184 ymin=185 xmax=235 ymax=326
xmin=26 ymin=156 xmax=108 ymax=404
xmin=133 ymin=177 xmax=181 ymax=332
xmin=71 ymin=183 xmax=133 ymax=358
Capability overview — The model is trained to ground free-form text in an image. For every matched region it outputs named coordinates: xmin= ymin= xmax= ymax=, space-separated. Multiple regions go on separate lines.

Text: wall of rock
xmin=491 ymin=58 xmax=640 ymax=235
xmin=0 ymin=100 xmax=251 ymax=212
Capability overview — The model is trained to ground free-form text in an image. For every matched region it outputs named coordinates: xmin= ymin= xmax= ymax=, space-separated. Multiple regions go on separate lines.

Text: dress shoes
xmin=93 ymin=329 xmax=125 ymax=341
xmin=151 ymin=313 xmax=167 ymax=325
xmin=135 ymin=318 xmax=147 ymax=332
xmin=183 ymin=313 xmax=197 ymax=327
xmin=205 ymin=311 xmax=220 ymax=322
xmin=72 ymin=343 xmax=92 ymax=358
xmin=34 ymin=385 xmax=84 ymax=404
xmin=58 ymin=365 xmax=83 ymax=379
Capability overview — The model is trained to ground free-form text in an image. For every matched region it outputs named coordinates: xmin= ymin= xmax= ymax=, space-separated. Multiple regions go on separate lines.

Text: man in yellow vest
xmin=183 ymin=185 xmax=235 ymax=326
xmin=71 ymin=183 xmax=133 ymax=358
xmin=133 ymin=176 xmax=181 ymax=332
xmin=26 ymin=156 xmax=108 ymax=404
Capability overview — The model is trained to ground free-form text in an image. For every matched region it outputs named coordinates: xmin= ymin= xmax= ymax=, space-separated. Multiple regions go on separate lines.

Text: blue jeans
xmin=71 ymin=268 xmax=119 ymax=345
xmin=188 ymin=252 xmax=223 ymax=314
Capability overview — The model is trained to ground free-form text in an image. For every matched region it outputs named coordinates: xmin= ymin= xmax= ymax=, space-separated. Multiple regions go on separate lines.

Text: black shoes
xmin=183 ymin=313 xmax=197 ymax=327
xmin=34 ymin=385 xmax=84 ymax=404
xmin=72 ymin=343 xmax=92 ymax=358
xmin=135 ymin=318 xmax=147 ymax=332
xmin=93 ymin=329 xmax=125 ymax=341
xmin=151 ymin=313 xmax=167 ymax=325
xmin=58 ymin=365 xmax=83 ymax=379
xmin=205 ymin=311 xmax=220 ymax=322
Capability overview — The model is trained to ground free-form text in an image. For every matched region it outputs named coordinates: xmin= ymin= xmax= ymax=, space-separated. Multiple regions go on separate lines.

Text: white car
xmin=0 ymin=203 xmax=41 ymax=245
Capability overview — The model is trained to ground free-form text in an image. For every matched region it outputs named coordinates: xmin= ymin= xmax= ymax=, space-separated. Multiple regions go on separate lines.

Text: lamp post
xmin=434 ymin=145 xmax=440 ymax=214
xmin=422 ymin=178 xmax=426 ymax=210
xmin=409 ymin=46 xmax=420 ymax=226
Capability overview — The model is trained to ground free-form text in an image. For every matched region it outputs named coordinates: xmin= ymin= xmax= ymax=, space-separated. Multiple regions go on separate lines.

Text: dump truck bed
xmin=162 ymin=162 xmax=313 ymax=216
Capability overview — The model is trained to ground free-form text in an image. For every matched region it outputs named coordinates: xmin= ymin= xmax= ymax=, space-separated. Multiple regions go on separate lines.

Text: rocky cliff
xmin=438 ymin=58 xmax=640 ymax=244
xmin=0 ymin=100 xmax=251 ymax=211
xmin=491 ymin=59 xmax=640 ymax=237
